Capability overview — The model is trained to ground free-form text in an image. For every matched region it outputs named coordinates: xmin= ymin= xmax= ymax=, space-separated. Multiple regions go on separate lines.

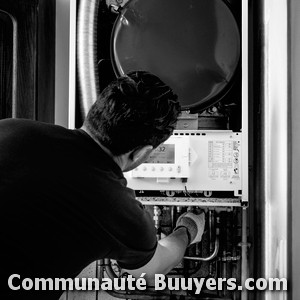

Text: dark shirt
xmin=0 ymin=119 xmax=157 ymax=299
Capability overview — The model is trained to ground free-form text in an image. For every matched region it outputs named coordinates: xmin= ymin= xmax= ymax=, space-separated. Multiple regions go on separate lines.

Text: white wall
xmin=291 ymin=0 xmax=300 ymax=297
xmin=55 ymin=0 xmax=76 ymax=128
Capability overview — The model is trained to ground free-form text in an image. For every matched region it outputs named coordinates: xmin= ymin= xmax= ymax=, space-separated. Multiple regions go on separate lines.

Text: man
xmin=0 ymin=71 xmax=205 ymax=299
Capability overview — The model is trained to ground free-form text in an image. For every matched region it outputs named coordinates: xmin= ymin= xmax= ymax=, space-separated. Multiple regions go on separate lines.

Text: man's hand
xmin=122 ymin=212 xmax=205 ymax=281
xmin=174 ymin=212 xmax=205 ymax=245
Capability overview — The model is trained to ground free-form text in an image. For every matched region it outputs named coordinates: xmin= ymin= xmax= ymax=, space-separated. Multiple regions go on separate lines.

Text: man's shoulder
xmin=0 ymin=118 xmax=76 ymax=158
xmin=0 ymin=118 xmax=68 ymax=134
xmin=0 ymin=118 xmax=50 ymax=126
xmin=0 ymin=118 xmax=34 ymax=130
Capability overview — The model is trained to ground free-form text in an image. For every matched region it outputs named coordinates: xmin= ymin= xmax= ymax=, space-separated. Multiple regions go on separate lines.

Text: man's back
xmin=0 ymin=119 xmax=156 ymax=299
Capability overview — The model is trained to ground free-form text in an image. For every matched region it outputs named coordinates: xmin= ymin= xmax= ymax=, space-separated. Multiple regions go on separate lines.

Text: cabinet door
xmin=0 ymin=11 xmax=14 ymax=119
xmin=0 ymin=0 xmax=55 ymax=122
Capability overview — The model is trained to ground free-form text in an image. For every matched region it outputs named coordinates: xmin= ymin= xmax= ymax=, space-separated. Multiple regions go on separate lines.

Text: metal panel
xmin=290 ymin=0 xmax=300 ymax=298
xmin=251 ymin=0 xmax=288 ymax=299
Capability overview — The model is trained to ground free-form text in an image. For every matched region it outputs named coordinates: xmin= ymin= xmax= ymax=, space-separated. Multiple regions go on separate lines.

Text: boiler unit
xmin=55 ymin=0 xmax=295 ymax=299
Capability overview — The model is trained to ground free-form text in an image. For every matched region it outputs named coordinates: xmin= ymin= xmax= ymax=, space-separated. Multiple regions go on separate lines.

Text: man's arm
xmin=122 ymin=227 xmax=188 ymax=283
xmin=122 ymin=212 xmax=205 ymax=283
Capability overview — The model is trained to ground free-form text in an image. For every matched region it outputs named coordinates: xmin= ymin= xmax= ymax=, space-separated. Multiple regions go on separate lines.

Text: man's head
xmin=83 ymin=71 xmax=181 ymax=171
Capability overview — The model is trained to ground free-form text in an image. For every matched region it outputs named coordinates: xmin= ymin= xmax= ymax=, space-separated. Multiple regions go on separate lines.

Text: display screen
xmin=145 ymin=144 xmax=175 ymax=164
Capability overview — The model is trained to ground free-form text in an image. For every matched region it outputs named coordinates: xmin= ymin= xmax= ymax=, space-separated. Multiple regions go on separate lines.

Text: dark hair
xmin=84 ymin=71 xmax=181 ymax=155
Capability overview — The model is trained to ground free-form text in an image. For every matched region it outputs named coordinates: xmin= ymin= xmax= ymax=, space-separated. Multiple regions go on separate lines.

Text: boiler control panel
xmin=132 ymin=135 xmax=190 ymax=178
xmin=125 ymin=130 xmax=242 ymax=196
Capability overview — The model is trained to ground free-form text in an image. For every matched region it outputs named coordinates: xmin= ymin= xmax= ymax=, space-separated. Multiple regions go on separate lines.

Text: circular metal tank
xmin=111 ymin=0 xmax=240 ymax=112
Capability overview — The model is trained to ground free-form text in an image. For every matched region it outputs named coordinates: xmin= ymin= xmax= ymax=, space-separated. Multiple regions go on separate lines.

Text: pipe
xmin=184 ymin=235 xmax=220 ymax=262
xmin=153 ymin=206 xmax=162 ymax=240
xmin=208 ymin=210 xmax=214 ymax=256
xmin=184 ymin=211 xmax=219 ymax=262
xmin=239 ymin=207 xmax=249 ymax=300
xmin=101 ymin=259 xmax=233 ymax=299
xmin=99 ymin=259 xmax=175 ymax=299
xmin=102 ymin=258 xmax=118 ymax=279
xmin=77 ymin=0 xmax=100 ymax=119
xmin=171 ymin=206 xmax=176 ymax=229
xmin=221 ymin=250 xmax=227 ymax=298
xmin=106 ymin=289 xmax=232 ymax=300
